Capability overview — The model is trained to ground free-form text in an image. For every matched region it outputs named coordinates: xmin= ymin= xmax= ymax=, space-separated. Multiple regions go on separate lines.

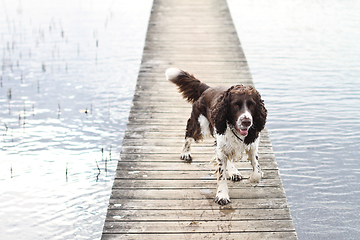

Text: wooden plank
xmin=104 ymin=219 xmax=294 ymax=234
xmin=118 ymin=153 xmax=277 ymax=163
xmin=115 ymin=161 xmax=279 ymax=170
xmin=119 ymin=146 xmax=275 ymax=155
xmin=102 ymin=232 xmax=298 ymax=240
xmin=101 ymin=0 xmax=297 ymax=238
xmin=105 ymin=209 xmax=292 ymax=222
xmin=109 ymin=188 xmax=287 ymax=200
xmin=111 ymin=179 xmax=283 ymax=188
xmin=114 ymin=170 xmax=281 ymax=180
xmin=121 ymin=134 xmax=273 ymax=145
xmin=120 ymin=139 xmax=272 ymax=147
xmin=107 ymin=198 xmax=289 ymax=210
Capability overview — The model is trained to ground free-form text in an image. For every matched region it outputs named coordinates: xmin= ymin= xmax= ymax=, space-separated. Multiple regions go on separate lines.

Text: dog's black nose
xmin=242 ymin=119 xmax=251 ymax=127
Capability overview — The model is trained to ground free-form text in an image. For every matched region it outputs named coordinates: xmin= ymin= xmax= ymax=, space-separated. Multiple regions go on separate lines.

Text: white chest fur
xmin=215 ymin=126 xmax=247 ymax=161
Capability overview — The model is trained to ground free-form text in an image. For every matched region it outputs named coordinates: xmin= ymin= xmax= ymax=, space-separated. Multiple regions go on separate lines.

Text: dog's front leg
xmin=214 ymin=144 xmax=230 ymax=205
xmin=247 ymin=139 xmax=263 ymax=183
xmin=180 ymin=137 xmax=193 ymax=161
xmin=227 ymin=160 xmax=242 ymax=182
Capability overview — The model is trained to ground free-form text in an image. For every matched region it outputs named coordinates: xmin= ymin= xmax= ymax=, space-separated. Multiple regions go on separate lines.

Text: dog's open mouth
xmin=235 ymin=126 xmax=248 ymax=136
xmin=239 ymin=128 xmax=248 ymax=136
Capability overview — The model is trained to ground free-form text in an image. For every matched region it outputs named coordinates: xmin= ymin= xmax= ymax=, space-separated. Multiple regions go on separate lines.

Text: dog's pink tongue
xmin=239 ymin=128 xmax=248 ymax=136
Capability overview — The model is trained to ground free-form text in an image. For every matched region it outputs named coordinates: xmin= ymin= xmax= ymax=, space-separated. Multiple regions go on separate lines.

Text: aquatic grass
xmin=23 ymin=101 xmax=26 ymax=129
xmin=7 ymin=88 xmax=11 ymax=114
xmin=3 ymin=123 xmax=8 ymax=144
xmin=7 ymin=88 xmax=11 ymax=100
xmin=66 ymin=162 xmax=68 ymax=182
xmin=57 ymin=98 xmax=61 ymax=119
xmin=109 ymin=145 xmax=112 ymax=161
xmin=57 ymin=98 xmax=61 ymax=112
xmin=23 ymin=100 xmax=26 ymax=117
xmin=95 ymin=146 xmax=113 ymax=179
xmin=101 ymin=146 xmax=104 ymax=160
xmin=95 ymin=159 xmax=101 ymax=181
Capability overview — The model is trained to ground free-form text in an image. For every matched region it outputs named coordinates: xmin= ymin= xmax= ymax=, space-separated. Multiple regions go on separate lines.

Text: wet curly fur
xmin=211 ymin=85 xmax=267 ymax=145
xmin=166 ymin=68 xmax=267 ymax=205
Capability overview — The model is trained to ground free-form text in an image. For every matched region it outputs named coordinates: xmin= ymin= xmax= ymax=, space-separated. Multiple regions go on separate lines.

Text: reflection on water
xmin=228 ymin=0 xmax=360 ymax=239
xmin=0 ymin=0 xmax=152 ymax=239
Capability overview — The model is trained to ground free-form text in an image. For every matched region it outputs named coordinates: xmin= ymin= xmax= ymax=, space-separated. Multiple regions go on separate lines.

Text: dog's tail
xmin=166 ymin=68 xmax=210 ymax=103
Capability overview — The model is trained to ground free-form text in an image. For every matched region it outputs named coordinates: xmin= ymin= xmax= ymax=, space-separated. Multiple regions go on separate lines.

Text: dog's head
xmin=211 ymin=85 xmax=267 ymax=144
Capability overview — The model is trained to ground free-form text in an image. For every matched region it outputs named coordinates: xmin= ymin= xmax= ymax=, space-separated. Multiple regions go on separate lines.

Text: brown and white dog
xmin=166 ymin=68 xmax=267 ymax=205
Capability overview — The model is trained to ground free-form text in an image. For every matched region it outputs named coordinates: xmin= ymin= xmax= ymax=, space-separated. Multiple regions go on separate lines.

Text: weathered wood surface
xmin=101 ymin=0 xmax=297 ymax=239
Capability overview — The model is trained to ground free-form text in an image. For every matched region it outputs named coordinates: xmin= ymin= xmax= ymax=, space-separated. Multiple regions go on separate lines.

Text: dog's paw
xmin=214 ymin=189 xmax=231 ymax=205
xmin=180 ymin=152 xmax=192 ymax=161
xmin=249 ymin=170 xmax=263 ymax=183
xmin=229 ymin=173 xmax=242 ymax=182
xmin=214 ymin=195 xmax=231 ymax=205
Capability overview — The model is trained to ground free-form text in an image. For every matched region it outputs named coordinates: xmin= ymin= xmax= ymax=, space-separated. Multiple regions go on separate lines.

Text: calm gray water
xmin=0 ymin=0 xmax=152 ymax=239
xmin=1 ymin=0 xmax=359 ymax=239
xmin=229 ymin=0 xmax=360 ymax=239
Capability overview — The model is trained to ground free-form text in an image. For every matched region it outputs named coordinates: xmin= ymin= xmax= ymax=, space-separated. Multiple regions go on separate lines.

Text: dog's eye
xmin=247 ymin=101 xmax=255 ymax=109
xmin=233 ymin=101 xmax=242 ymax=108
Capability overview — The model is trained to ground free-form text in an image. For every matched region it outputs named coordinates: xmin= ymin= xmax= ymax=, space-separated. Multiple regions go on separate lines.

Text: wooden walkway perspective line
xmin=102 ymin=0 xmax=298 ymax=239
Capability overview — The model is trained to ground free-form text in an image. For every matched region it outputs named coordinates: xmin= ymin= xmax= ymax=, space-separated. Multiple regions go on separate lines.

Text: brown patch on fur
xmin=168 ymin=70 xmax=210 ymax=104
xmin=168 ymin=69 xmax=267 ymax=146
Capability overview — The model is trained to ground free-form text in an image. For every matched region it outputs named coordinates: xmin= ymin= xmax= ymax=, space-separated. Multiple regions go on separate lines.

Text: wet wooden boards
xmin=101 ymin=0 xmax=297 ymax=239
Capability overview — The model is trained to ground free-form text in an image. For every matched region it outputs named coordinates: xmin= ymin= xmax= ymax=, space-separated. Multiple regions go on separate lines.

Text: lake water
xmin=228 ymin=0 xmax=360 ymax=239
xmin=0 ymin=0 xmax=152 ymax=239
xmin=1 ymin=0 xmax=359 ymax=239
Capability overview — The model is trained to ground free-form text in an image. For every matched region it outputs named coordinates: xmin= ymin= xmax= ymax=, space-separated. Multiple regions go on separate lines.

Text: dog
xmin=166 ymin=68 xmax=267 ymax=205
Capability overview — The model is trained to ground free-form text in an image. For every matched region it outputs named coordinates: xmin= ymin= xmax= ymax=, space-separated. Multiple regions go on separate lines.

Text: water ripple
xmin=229 ymin=0 xmax=360 ymax=239
xmin=0 ymin=0 xmax=152 ymax=239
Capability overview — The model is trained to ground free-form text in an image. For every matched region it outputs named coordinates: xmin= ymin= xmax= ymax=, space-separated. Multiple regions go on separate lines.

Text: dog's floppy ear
xmin=211 ymin=86 xmax=234 ymax=135
xmin=253 ymin=89 xmax=267 ymax=132
xmin=244 ymin=88 xmax=267 ymax=144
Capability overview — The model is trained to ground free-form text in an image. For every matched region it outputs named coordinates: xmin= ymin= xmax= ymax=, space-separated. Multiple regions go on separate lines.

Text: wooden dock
xmin=101 ymin=0 xmax=297 ymax=239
